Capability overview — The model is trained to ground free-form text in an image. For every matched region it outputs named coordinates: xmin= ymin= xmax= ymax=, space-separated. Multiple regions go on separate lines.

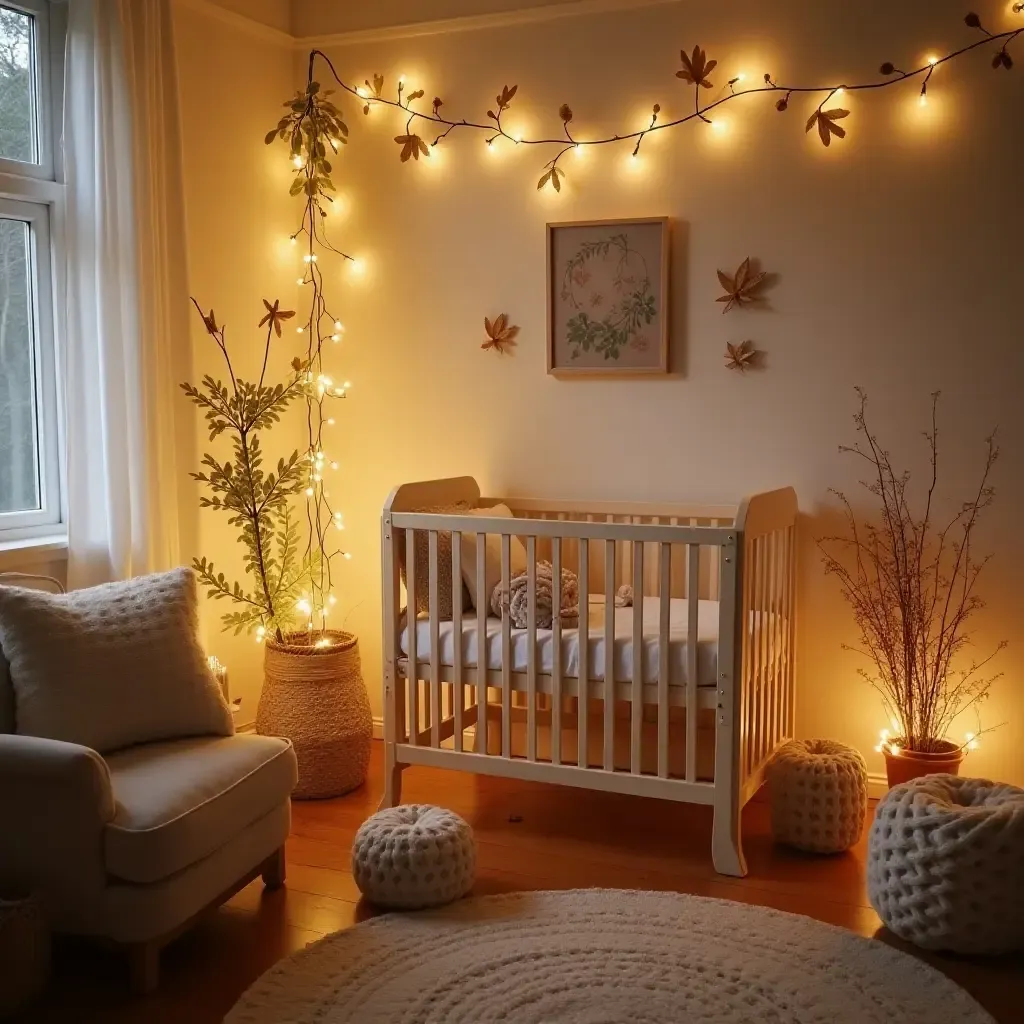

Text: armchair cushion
xmin=0 ymin=568 xmax=233 ymax=753
xmin=104 ymin=734 xmax=297 ymax=884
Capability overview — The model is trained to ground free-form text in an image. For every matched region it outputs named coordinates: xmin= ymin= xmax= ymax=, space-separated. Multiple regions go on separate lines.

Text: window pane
xmin=0 ymin=6 xmax=35 ymax=164
xmin=0 ymin=217 xmax=40 ymax=514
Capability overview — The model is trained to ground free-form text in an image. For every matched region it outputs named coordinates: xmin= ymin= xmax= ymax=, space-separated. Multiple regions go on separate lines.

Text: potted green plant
xmin=820 ymin=390 xmax=1005 ymax=788
xmin=183 ymin=299 xmax=371 ymax=798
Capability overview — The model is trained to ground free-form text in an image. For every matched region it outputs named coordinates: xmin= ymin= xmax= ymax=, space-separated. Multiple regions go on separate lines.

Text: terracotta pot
xmin=258 ymin=630 xmax=372 ymax=799
xmin=883 ymin=739 xmax=964 ymax=788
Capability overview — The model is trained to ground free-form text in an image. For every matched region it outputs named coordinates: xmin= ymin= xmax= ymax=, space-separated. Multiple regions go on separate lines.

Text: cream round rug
xmin=227 ymin=889 xmax=993 ymax=1023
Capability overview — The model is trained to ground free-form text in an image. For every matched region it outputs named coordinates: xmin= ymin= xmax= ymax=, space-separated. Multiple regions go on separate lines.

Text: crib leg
xmin=378 ymin=744 xmax=404 ymax=810
xmin=712 ymin=797 xmax=747 ymax=877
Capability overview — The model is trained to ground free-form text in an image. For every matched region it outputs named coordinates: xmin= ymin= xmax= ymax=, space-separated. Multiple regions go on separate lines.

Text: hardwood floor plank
xmin=29 ymin=740 xmax=1021 ymax=1023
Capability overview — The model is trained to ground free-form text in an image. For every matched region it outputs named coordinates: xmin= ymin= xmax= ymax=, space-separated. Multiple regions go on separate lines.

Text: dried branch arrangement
xmin=271 ymin=8 xmax=1022 ymax=195
xmin=819 ymin=390 xmax=1006 ymax=754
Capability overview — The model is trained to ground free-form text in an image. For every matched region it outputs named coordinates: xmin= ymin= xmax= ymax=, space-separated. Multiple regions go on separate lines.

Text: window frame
xmin=0 ymin=0 xmax=65 ymax=544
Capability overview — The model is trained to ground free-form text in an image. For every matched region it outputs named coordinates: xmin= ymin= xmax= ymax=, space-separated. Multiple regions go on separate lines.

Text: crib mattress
xmin=400 ymin=596 xmax=728 ymax=688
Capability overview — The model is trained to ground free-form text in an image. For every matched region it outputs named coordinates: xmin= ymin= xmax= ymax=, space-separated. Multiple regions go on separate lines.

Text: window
xmin=0 ymin=0 xmax=63 ymax=541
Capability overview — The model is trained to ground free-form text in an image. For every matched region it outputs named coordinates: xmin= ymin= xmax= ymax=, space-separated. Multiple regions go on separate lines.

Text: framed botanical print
xmin=546 ymin=217 xmax=669 ymax=377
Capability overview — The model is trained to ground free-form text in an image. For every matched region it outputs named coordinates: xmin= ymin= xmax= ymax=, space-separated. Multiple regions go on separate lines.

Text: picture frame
xmin=546 ymin=217 xmax=670 ymax=378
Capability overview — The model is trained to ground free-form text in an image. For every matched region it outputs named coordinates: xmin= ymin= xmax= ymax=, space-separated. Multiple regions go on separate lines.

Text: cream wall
xmin=173 ymin=0 xmax=298 ymax=723
xmin=295 ymin=0 xmax=1024 ymax=783
xmin=170 ymin=0 xmax=1023 ymax=785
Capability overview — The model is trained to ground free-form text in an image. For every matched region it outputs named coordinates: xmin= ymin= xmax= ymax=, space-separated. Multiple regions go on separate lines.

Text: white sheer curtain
xmin=64 ymin=0 xmax=191 ymax=588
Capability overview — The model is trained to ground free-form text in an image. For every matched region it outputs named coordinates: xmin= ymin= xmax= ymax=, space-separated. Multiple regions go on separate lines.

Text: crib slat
xmin=501 ymin=533 xmax=512 ymax=758
xmin=657 ymin=544 xmax=671 ymax=778
xmin=771 ymin=531 xmax=783 ymax=757
xmin=709 ymin=519 xmax=721 ymax=599
xmin=578 ymin=538 xmax=589 ymax=769
xmin=741 ymin=533 xmax=755 ymax=781
xmin=428 ymin=532 xmax=441 ymax=748
xmin=527 ymin=536 xmax=538 ymax=762
xmin=631 ymin=542 xmax=643 ymax=775
xmin=754 ymin=535 xmax=769 ymax=771
xmin=476 ymin=532 xmax=487 ymax=755
xmin=785 ymin=524 xmax=797 ymax=739
xmin=405 ymin=529 xmax=418 ymax=747
xmin=452 ymin=532 xmax=463 ymax=753
xmin=686 ymin=542 xmax=700 ymax=783
xmin=551 ymin=536 xmax=562 ymax=766
xmin=604 ymin=539 xmax=615 ymax=772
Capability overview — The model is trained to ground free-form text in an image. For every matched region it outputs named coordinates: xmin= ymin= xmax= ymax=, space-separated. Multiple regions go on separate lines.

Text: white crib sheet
xmin=400 ymin=596 xmax=725 ymax=687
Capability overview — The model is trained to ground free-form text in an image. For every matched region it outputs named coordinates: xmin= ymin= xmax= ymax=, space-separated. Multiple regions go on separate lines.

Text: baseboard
xmin=867 ymin=772 xmax=889 ymax=799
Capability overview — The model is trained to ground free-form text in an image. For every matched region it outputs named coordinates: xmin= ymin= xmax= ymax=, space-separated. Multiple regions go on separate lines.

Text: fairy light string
xmin=274 ymin=8 xmax=1021 ymax=194
xmin=267 ymin=6 xmax=1020 ymax=633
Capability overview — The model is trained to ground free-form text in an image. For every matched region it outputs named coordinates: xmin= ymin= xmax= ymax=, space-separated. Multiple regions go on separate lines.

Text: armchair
xmin=0 ymin=575 xmax=297 ymax=993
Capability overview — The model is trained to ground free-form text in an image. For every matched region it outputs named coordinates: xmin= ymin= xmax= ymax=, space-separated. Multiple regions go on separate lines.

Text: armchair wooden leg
xmin=128 ymin=940 xmax=161 ymax=995
xmin=261 ymin=845 xmax=287 ymax=889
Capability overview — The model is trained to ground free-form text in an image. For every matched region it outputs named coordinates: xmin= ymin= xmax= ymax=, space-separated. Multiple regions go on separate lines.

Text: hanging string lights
xmin=271 ymin=7 xmax=1020 ymax=195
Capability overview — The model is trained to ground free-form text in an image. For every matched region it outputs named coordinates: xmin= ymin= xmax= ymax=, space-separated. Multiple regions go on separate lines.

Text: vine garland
xmin=262 ymin=5 xmax=1019 ymax=626
xmin=269 ymin=8 xmax=1021 ymax=202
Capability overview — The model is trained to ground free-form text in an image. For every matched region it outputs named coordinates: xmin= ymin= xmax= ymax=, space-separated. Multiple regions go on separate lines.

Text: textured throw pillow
xmin=0 ymin=567 xmax=234 ymax=754
xmin=460 ymin=504 xmax=528 ymax=611
xmin=398 ymin=502 xmax=470 ymax=619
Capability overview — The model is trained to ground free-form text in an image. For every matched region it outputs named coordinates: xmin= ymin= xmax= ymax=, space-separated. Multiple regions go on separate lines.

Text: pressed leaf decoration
xmin=806 ymin=106 xmax=850 ymax=147
xmin=482 ymin=314 xmax=520 ymax=354
xmin=258 ymin=298 xmax=295 ymax=338
xmin=716 ymin=257 xmax=768 ymax=313
xmin=537 ymin=166 xmax=564 ymax=192
xmin=395 ymin=133 xmax=430 ymax=161
xmin=677 ymin=45 xmax=717 ymax=88
xmin=559 ymin=103 xmax=573 ymax=123
xmin=725 ymin=340 xmax=759 ymax=372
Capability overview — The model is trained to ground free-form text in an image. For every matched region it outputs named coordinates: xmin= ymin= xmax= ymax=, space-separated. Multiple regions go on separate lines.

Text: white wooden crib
xmin=379 ymin=477 xmax=798 ymax=876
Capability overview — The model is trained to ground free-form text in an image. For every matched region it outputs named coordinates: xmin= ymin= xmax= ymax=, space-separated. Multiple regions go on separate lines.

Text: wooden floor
xmin=23 ymin=741 xmax=1022 ymax=1023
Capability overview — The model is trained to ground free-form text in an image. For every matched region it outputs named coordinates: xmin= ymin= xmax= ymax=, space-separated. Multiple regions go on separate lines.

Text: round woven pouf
xmin=352 ymin=805 xmax=476 ymax=910
xmin=258 ymin=631 xmax=372 ymax=799
xmin=766 ymin=739 xmax=868 ymax=853
xmin=868 ymin=774 xmax=1024 ymax=954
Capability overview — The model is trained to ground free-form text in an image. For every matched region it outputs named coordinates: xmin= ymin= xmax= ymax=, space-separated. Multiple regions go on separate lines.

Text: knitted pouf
xmin=766 ymin=739 xmax=868 ymax=853
xmin=351 ymin=805 xmax=476 ymax=910
xmin=868 ymin=774 xmax=1024 ymax=954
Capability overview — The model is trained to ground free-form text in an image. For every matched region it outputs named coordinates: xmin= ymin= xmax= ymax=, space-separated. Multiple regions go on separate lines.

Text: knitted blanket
xmin=490 ymin=561 xmax=580 ymax=629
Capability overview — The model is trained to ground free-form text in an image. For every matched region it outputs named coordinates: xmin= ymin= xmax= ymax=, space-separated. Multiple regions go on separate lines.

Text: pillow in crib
xmin=399 ymin=502 xmax=471 ymax=619
xmin=460 ymin=504 xmax=528 ymax=611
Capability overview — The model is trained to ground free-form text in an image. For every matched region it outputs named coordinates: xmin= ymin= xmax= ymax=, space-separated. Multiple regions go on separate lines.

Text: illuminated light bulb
xmin=330 ymin=461 xmax=338 ymax=470
xmin=349 ymin=258 xmax=366 ymax=276
xmin=890 ymin=744 xmax=902 ymax=757
xmin=314 ymin=637 xmax=332 ymax=648
xmin=296 ymin=326 xmax=304 ymax=333
xmin=926 ymin=54 xmax=939 ymax=66
xmin=736 ymin=72 xmax=747 ymax=82
xmin=573 ymin=144 xmax=585 ymax=158
xmin=334 ymin=321 xmax=343 ymax=331
xmin=305 ymin=487 xmax=314 ymax=497
xmin=289 ymin=236 xmax=297 ymax=246
xmin=303 ymin=254 xmax=312 ymax=263
xmin=296 ymin=277 xmax=305 ymax=286
xmin=344 ymin=552 xmax=353 ymax=560
xmin=919 ymin=93 xmax=928 ymax=107
xmin=292 ymin=155 xmax=304 ymax=168
xmin=331 ymin=334 xmax=339 ymax=342
xmin=710 ymin=119 xmax=728 ymax=133
xmin=343 ymin=381 xmax=351 ymax=389
xmin=356 ymin=86 xmax=369 ymax=98
xmin=513 ymin=133 xmax=523 ymax=143
xmin=834 ymin=87 xmax=845 ymax=97
xmin=880 ymin=728 xmax=890 ymax=740
xmin=310 ymin=254 xmax=318 ymax=262
xmin=874 ymin=744 xmax=883 ymax=753
xmin=327 ymin=417 xmax=335 ymax=426
xmin=312 ymin=473 xmax=321 ymax=483
xmin=398 ymin=75 xmax=406 ymax=85
xmin=328 ymin=594 xmax=337 ymax=606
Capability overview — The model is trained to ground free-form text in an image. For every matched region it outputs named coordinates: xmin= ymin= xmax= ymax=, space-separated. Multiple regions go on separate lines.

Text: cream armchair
xmin=0 ymin=576 xmax=297 ymax=993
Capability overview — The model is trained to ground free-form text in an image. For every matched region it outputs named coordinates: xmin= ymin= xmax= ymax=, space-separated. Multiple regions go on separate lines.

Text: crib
xmin=379 ymin=477 xmax=798 ymax=876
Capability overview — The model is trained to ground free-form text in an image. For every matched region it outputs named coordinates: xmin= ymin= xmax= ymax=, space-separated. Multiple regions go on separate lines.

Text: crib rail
xmin=380 ymin=478 xmax=798 ymax=876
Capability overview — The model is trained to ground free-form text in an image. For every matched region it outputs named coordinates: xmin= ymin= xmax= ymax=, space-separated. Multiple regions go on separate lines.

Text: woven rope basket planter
xmin=258 ymin=631 xmax=372 ymax=799
xmin=0 ymin=894 xmax=50 ymax=1016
